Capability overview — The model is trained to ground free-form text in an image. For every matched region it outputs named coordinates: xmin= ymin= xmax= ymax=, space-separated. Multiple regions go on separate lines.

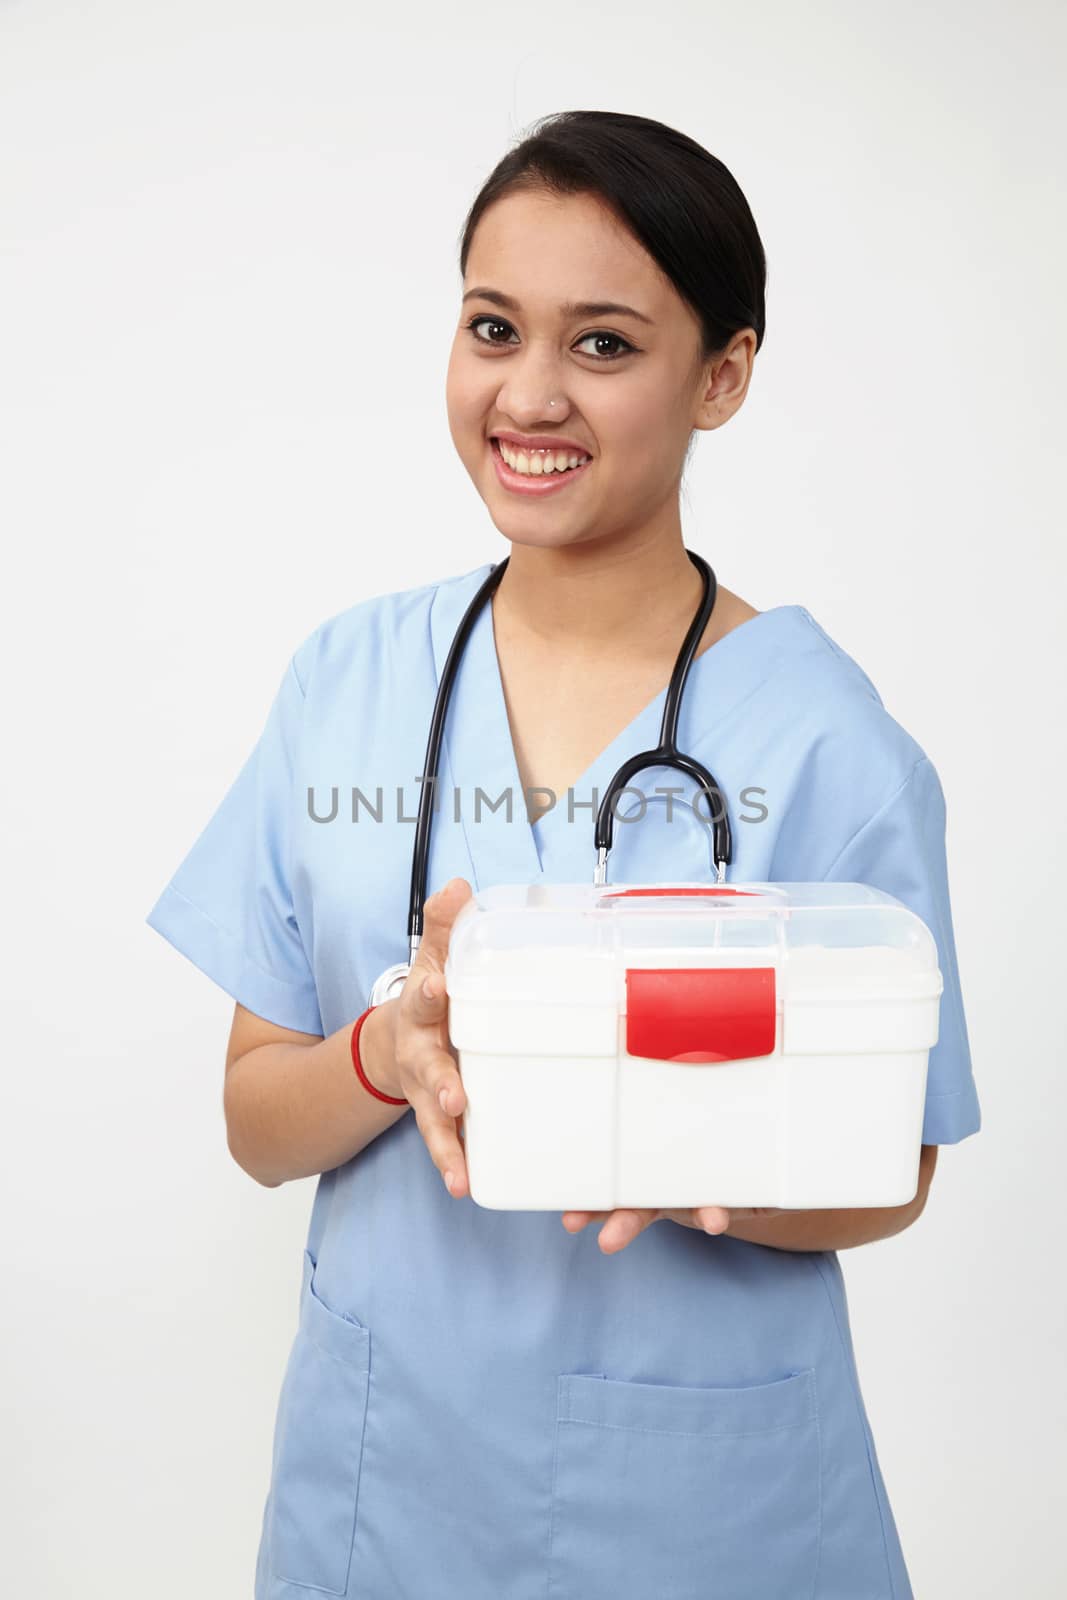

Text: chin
xmin=490 ymin=525 xmax=598 ymax=554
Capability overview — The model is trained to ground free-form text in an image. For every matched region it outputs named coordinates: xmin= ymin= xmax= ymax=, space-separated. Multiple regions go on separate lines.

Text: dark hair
xmin=457 ymin=109 xmax=767 ymax=368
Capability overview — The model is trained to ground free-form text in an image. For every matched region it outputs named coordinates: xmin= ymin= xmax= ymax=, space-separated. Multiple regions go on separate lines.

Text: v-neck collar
xmin=429 ymin=566 xmax=544 ymax=887
xmin=429 ymin=562 xmax=811 ymax=890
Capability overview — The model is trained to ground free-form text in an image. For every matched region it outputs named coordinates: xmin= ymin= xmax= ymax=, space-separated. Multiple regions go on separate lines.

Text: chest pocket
xmin=266 ymin=1249 xmax=371 ymax=1594
xmin=548 ymin=1366 xmax=821 ymax=1600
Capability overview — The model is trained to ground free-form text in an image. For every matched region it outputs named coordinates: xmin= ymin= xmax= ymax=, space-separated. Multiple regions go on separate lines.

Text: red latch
xmin=624 ymin=967 xmax=777 ymax=1063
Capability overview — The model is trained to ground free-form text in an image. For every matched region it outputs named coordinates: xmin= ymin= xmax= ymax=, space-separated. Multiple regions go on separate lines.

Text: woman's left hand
xmin=561 ymin=1205 xmax=784 ymax=1253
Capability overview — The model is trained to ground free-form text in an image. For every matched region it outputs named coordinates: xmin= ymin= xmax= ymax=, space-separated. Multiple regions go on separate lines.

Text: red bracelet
xmin=351 ymin=1005 xmax=408 ymax=1105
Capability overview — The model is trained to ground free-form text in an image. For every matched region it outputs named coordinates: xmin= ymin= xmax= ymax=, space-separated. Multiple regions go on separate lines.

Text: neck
xmin=492 ymin=534 xmax=709 ymax=663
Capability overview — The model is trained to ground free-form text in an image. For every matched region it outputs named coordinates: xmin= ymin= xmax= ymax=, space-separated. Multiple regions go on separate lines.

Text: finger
xmin=413 ymin=878 xmax=473 ymax=979
xmin=656 ymin=1208 xmax=703 ymax=1231
xmin=433 ymin=1065 xmax=466 ymax=1120
xmin=596 ymin=1208 xmax=660 ymax=1254
xmin=694 ymin=1206 xmax=731 ymax=1234
xmin=427 ymin=1034 xmax=466 ymax=1118
xmin=416 ymin=1109 xmax=468 ymax=1197
xmin=410 ymin=1067 xmax=469 ymax=1196
xmin=402 ymin=977 xmax=466 ymax=1114
xmin=406 ymin=883 xmax=472 ymax=1029
xmin=403 ymin=968 xmax=454 ymax=1039
xmin=562 ymin=1211 xmax=604 ymax=1233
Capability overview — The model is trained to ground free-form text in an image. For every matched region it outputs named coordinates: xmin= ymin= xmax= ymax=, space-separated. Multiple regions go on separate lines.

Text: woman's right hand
xmin=368 ymin=877 xmax=475 ymax=1197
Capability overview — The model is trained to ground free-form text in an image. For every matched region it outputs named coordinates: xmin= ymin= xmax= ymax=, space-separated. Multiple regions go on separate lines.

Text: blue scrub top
xmin=147 ymin=562 xmax=981 ymax=1600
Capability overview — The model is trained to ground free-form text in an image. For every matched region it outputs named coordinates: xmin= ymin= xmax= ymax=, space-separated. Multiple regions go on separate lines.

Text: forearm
xmin=225 ymin=1004 xmax=408 ymax=1187
xmin=723 ymin=1194 xmax=926 ymax=1252
xmin=722 ymin=1143 xmax=938 ymax=1251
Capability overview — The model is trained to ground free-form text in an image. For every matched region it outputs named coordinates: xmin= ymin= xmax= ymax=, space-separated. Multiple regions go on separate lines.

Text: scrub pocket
xmin=548 ymin=1367 xmax=820 ymax=1600
xmin=266 ymin=1249 xmax=371 ymax=1594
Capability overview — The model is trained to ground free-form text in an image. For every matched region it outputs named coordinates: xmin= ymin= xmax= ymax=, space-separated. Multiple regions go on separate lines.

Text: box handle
xmin=601 ymin=886 xmax=766 ymax=900
xmin=624 ymin=967 xmax=777 ymax=1063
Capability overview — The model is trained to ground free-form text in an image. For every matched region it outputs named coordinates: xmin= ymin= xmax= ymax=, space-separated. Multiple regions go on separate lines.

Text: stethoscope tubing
xmin=398 ymin=547 xmax=733 ymax=977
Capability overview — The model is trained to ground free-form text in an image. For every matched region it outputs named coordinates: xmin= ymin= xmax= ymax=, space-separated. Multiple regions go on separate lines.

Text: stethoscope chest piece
xmin=369 ymin=960 xmax=415 ymax=1007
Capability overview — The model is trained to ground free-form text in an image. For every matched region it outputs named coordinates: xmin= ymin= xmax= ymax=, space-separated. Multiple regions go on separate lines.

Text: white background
xmin=2 ymin=0 xmax=1064 ymax=1594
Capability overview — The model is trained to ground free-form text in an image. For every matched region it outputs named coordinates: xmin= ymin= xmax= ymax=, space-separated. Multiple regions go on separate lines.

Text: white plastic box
xmin=444 ymin=882 xmax=943 ymax=1211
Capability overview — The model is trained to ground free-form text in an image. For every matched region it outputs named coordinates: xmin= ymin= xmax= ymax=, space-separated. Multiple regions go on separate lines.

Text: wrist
xmin=356 ymin=1001 xmax=405 ymax=1103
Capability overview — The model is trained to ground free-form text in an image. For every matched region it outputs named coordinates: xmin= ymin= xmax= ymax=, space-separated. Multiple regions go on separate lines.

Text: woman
xmin=147 ymin=110 xmax=980 ymax=1599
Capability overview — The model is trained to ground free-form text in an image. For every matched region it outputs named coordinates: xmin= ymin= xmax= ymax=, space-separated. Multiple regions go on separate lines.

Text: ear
xmin=691 ymin=328 xmax=758 ymax=434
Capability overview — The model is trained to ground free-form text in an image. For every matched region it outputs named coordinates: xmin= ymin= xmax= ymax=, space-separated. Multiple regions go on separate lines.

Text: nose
xmin=495 ymin=358 xmax=571 ymax=428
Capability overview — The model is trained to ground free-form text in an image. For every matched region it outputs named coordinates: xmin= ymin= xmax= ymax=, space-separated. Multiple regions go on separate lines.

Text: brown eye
xmin=466 ymin=316 xmax=518 ymax=347
xmin=574 ymin=331 xmax=634 ymax=360
xmin=464 ymin=316 xmax=636 ymax=362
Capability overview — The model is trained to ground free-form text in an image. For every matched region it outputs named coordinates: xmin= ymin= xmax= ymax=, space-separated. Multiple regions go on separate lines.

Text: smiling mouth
xmin=488 ymin=439 xmax=594 ymax=498
xmin=490 ymin=437 xmax=593 ymax=476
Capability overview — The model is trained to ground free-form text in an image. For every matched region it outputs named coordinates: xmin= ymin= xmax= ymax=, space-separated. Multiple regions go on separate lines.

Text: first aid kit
xmin=444 ymin=882 xmax=943 ymax=1211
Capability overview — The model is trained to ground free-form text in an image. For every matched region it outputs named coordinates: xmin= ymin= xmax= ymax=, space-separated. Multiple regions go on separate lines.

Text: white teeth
xmin=496 ymin=439 xmax=590 ymax=475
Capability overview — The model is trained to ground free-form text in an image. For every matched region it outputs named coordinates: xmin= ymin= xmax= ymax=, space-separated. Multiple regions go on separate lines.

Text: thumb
xmin=407 ymin=877 xmax=472 ymax=1014
xmin=416 ymin=877 xmax=473 ymax=969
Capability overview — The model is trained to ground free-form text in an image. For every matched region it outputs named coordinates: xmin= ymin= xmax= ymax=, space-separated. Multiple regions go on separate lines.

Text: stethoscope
xmin=368 ymin=547 xmax=733 ymax=1006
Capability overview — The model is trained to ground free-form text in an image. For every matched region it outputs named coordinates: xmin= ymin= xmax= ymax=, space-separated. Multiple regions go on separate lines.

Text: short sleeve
xmin=820 ymin=756 xmax=981 ymax=1145
xmin=145 ymin=652 xmax=324 ymax=1036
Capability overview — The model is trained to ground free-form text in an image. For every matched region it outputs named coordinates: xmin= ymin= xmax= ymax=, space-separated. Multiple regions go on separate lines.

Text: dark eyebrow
xmin=461 ymin=286 xmax=654 ymax=327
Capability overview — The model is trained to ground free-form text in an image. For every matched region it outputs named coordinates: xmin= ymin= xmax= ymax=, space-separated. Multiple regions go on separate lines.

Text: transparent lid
xmin=444 ymin=880 xmax=941 ymax=1005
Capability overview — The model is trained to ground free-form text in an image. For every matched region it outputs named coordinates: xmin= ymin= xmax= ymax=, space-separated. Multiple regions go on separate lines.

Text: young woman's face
xmin=446 ymin=188 xmax=740 ymax=553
